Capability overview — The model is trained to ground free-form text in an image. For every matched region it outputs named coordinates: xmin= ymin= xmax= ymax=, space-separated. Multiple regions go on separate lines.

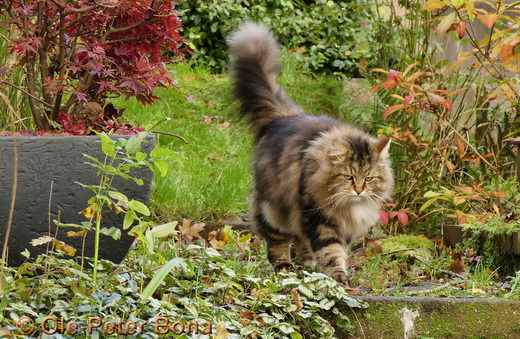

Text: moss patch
xmin=345 ymin=297 xmax=520 ymax=338
xmin=382 ymin=235 xmax=434 ymax=259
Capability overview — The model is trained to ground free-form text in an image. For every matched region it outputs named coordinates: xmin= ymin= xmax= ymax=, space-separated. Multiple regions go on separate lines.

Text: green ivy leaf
xmin=128 ymin=200 xmax=150 ymax=216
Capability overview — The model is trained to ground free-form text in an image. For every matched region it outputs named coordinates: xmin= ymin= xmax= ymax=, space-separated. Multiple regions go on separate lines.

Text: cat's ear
xmin=374 ymin=136 xmax=391 ymax=157
xmin=328 ymin=139 xmax=352 ymax=160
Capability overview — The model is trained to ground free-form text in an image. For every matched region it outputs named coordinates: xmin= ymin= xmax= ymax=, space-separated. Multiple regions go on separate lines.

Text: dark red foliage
xmin=0 ymin=0 xmax=188 ymax=132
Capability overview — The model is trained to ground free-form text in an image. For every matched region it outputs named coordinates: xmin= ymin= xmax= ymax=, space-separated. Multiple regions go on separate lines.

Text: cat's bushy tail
xmin=227 ymin=22 xmax=298 ymax=131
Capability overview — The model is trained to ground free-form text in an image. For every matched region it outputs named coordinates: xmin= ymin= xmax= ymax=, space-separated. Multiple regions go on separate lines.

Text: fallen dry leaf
xmin=291 ymin=288 xmax=303 ymax=312
xmin=66 ymin=230 xmax=88 ymax=238
xmin=30 ymin=235 xmax=54 ymax=247
xmin=217 ymin=122 xmax=231 ymax=131
xmin=451 ymin=251 xmax=465 ymax=274
xmin=184 ymin=95 xmax=197 ymax=103
xmin=207 ymin=152 xmax=222 ymax=160
xmin=213 ymin=322 xmax=229 ymax=339
xmin=179 ymin=218 xmax=205 ymax=242
xmin=53 ymin=239 xmax=77 ymax=256
xmin=367 ymin=238 xmax=383 ymax=255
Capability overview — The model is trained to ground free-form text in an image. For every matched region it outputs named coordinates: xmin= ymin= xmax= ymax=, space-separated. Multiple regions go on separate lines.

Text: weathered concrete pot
xmin=444 ymin=225 xmax=520 ymax=255
xmin=0 ymin=134 xmax=154 ymax=267
xmin=443 ymin=224 xmax=520 ymax=276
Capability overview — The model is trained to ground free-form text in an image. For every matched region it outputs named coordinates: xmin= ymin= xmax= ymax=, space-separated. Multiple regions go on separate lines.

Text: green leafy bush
xmin=178 ymin=0 xmax=377 ymax=76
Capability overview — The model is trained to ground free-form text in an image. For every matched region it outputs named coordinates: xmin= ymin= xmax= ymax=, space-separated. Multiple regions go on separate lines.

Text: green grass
xmin=112 ymin=55 xmax=352 ymax=222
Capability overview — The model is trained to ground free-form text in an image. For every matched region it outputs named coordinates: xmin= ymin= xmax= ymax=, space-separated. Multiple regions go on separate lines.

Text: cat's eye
xmin=365 ymin=177 xmax=374 ymax=182
xmin=344 ymin=175 xmax=353 ymax=180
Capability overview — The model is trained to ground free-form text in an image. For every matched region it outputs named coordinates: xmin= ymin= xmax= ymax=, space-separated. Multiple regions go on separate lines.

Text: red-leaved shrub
xmin=0 ymin=0 xmax=187 ymax=133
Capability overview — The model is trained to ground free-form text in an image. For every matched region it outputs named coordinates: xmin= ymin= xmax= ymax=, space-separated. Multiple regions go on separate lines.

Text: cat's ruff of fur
xmin=228 ymin=22 xmax=394 ymax=283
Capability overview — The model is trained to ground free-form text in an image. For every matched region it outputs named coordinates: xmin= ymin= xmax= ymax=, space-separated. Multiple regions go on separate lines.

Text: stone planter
xmin=0 ymin=134 xmax=154 ymax=267
xmin=443 ymin=225 xmax=520 ymax=255
xmin=443 ymin=224 xmax=520 ymax=275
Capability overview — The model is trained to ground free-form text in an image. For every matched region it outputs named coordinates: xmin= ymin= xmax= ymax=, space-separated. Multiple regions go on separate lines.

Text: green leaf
xmin=100 ymin=227 xmax=121 ymax=240
xmin=123 ymin=210 xmax=137 ymax=229
xmin=0 ymin=277 xmax=8 ymax=311
xmin=107 ymin=191 xmax=129 ymax=203
xmin=21 ymin=248 xmax=30 ymax=258
xmin=141 ymin=258 xmax=185 ymax=299
xmin=128 ymin=200 xmax=150 ymax=216
xmin=150 ymin=147 xmax=177 ymax=159
xmin=145 ymin=229 xmax=154 ymax=253
xmin=318 ymin=298 xmax=335 ymax=310
xmin=278 ymin=323 xmax=295 ymax=334
xmin=423 ymin=191 xmax=443 ymax=198
xmin=135 ymin=152 xmax=148 ymax=162
xmin=298 ymin=285 xmax=314 ymax=298
xmin=149 ymin=221 xmax=178 ymax=238
xmin=153 ymin=159 xmax=169 ymax=177
xmin=290 ymin=332 xmax=304 ymax=339
xmin=125 ymin=136 xmax=142 ymax=155
xmin=420 ymin=197 xmax=440 ymax=212
xmin=97 ymin=132 xmax=117 ymax=157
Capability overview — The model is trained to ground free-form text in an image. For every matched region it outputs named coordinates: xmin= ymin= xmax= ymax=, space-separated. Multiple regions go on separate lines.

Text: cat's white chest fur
xmin=337 ymin=198 xmax=380 ymax=238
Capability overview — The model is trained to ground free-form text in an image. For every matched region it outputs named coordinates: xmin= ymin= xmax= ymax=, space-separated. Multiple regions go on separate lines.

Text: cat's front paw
xmin=323 ymin=267 xmax=350 ymax=286
xmin=274 ymin=262 xmax=294 ymax=273
xmin=333 ymin=272 xmax=350 ymax=286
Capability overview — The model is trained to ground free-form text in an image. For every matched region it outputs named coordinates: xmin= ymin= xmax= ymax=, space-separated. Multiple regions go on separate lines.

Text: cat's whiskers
xmin=315 ymin=191 xmax=345 ymax=210
xmin=365 ymin=195 xmax=380 ymax=210
xmin=368 ymin=193 xmax=387 ymax=205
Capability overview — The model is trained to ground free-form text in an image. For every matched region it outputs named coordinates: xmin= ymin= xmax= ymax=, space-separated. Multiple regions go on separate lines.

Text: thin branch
xmin=107 ymin=18 xmax=150 ymax=35
xmin=1 ymin=80 xmax=52 ymax=108
xmin=381 ymin=248 xmax=419 ymax=256
xmin=52 ymin=8 xmax=67 ymax=121
xmin=64 ymin=4 xmax=100 ymax=16
xmin=25 ymin=52 xmax=50 ymax=130
xmin=1 ymin=136 xmax=19 ymax=283
xmin=407 ymin=280 xmax=466 ymax=296
xmin=439 ymin=116 xmax=495 ymax=168
xmin=106 ymin=35 xmax=153 ymax=45
xmin=151 ymin=130 xmax=189 ymax=144
xmin=409 ymin=254 xmax=468 ymax=280
xmin=48 ymin=0 xmax=64 ymax=9
xmin=38 ymin=1 xmax=54 ymax=107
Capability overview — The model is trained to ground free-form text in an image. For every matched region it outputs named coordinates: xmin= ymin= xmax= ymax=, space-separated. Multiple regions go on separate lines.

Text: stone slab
xmin=344 ymin=296 xmax=520 ymax=338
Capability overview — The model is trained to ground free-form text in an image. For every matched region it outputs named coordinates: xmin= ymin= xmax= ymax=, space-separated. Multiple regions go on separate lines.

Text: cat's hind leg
xmin=253 ymin=213 xmax=292 ymax=271
xmin=294 ymin=235 xmax=316 ymax=268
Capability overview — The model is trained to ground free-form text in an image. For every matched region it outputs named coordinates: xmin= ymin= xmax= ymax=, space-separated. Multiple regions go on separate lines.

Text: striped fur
xmin=228 ymin=22 xmax=394 ymax=284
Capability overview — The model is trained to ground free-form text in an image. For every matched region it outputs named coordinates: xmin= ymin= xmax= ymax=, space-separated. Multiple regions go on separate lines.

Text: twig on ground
xmin=407 ymin=280 xmax=466 ymax=296
xmin=151 ymin=130 xmax=189 ymax=144
xmin=409 ymin=254 xmax=467 ymax=280
xmin=381 ymin=248 xmax=418 ymax=256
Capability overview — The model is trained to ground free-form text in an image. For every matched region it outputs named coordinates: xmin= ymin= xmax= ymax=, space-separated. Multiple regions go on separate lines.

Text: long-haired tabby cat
xmin=227 ymin=22 xmax=394 ymax=284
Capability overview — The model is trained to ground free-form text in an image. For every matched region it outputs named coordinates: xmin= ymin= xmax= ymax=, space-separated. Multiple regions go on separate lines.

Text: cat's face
xmin=310 ymin=136 xmax=393 ymax=210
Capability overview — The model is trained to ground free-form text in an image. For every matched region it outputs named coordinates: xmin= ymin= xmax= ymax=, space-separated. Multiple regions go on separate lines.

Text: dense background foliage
xmin=178 ymin=0 xmax=378 ymax=76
